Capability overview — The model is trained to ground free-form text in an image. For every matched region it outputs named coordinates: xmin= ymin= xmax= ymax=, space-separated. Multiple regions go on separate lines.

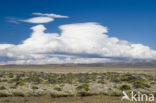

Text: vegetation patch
xmin=119 ymin=84 xmax=131 ymax=90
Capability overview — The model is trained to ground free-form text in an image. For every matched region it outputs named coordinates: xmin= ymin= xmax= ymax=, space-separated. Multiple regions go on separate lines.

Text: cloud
xmin=6 ymin=17 xmax=20 ymax=24
xmin=0 ymin=22 xmax=156 ymax=64
xmin=8 ymin=13 xmax=68 ymax=24
xmin=33 ymin=13 xmax=69 ymax=18
xmin=21 ymin=17 xmax=54 ymax=24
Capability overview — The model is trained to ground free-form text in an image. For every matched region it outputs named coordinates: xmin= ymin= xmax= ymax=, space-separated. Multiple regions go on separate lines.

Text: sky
xmin=0 ymin=0 xmax=156 ymax=64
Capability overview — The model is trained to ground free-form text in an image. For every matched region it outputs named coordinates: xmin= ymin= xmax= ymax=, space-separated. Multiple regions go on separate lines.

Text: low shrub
xmin=0 ymin=92 xmax=9 ymax=97
xmin=16 ymin=81 xmax=25 ymax=86
xmin=76 ymin=83 xmax=90 ymax=91
xmin=13 ymin=92 xmax=25 ymax=97
xmin=76 ymin=91 xmax=94 ymax=97
xmin=132 ymin=81 xmax=150 ymax=89
xmin=54 ymin=87 xmax=62 ymax=91
xmin=10 ymin=86 xmax=16 ymax=89
xmin=32 ymin=86 xmax=38 ymax=89
xmin=119 ymin=84 xmax=131 ymax=90
xmin=0 ymin=86 xmax=6 ymax=90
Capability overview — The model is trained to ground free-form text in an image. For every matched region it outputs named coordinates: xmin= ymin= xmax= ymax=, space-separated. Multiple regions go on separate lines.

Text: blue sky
xmin=0 ymin=0 xmax=156 ymax=49
xmin=0 ymin=0 xmax=156 ymax=64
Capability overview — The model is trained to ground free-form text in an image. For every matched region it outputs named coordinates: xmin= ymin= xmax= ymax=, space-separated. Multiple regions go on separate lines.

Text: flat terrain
xmin=0 ymin=95 xmax=156 ymax=103
xmin=0 ymin=65 xmax=155 ymax=103
xmin=0 ymin=65 xmax=156 ymax=73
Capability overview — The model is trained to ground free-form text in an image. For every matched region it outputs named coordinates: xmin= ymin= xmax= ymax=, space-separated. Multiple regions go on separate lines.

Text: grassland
xmin=0 ymin=65 xmax=156 ymax=103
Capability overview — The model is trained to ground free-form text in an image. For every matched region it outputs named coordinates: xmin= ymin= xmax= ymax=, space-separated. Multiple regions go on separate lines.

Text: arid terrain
xmin=0 ymin=64 xmax=156 ymax=103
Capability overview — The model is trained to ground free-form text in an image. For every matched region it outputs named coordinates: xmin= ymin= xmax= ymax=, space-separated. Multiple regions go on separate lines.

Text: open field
xmin=0 ymin=95 xmax=156 ymax=103
xmin=0 ymin=65 xmax=156 ymax=73
xmin=0 ymin=65 xmax=156 ymax=103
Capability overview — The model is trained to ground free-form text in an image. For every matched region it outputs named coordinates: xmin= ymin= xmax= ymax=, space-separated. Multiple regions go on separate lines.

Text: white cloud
xmin=0 ymin=22 xmax=156 ymax=64
xmin=21 ymin=17 xmax=54 ymax=24
xmin=33 ymin=13 xmax=69 ymax=18
xmin=7 ymin=13 xmax=68 ymax=24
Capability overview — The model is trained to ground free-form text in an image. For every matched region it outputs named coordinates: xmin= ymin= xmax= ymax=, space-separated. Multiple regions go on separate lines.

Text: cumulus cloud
xmin=33 ymin=13 xmax=69 ymax=18
xmin=0 ymin=22 xmax=156 ymax=64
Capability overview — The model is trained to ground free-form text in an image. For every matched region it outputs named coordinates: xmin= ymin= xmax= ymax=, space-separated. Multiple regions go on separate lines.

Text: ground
xmin=0 ymin=65 xmax=156 ymax=103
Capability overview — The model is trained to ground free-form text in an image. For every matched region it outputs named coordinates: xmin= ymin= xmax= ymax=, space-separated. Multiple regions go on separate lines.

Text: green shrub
xmin=0 ymin=86 xmax=6 ymax=90
xmin=13 ymin=92 xmax=25 ymax=97
xmin=119 ymin=84 xmax=131 ymax=90
xmin=60 ymin=84 xmax=65 ymax=87
xmin=32 ymin=86 xmax=38 ymax=89
xmin=132 ymin=81 xmax=150 ymax=89
xmin=42 ymin=81 xmax=50 ymax=84
xmin=10 ymin=86 xmax=16 ymax=89
xmin=8 ymin=74 xmax=13 ymax=78
xmin=16 ymin=81 xmax=25 ymax=86
xmin=150 ymin=82 xmax=156 ymax=84
xmin=54 ymin=87 xmax=62 ymax=91
xmin=0 ymin=92 xmax=9 ymax=97
xmin=76 ymin=83 xmax=90 ymax=91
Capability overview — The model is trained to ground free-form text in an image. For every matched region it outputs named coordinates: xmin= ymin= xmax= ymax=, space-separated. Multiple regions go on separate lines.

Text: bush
xmin=0 ymin=92 xmax=9 ymax=97
xmin=10 ymin=86 xmax=16 ymax=89
xmin=49 ymin=92 xmax=57 ymax=98
xmin=32 ymin=86 xmax=38 ymax=89
xmin=132 ymin=81 xmax=150 ymax=89
xmin=0 ymin=86 xmax=6 ymax=90
xmin=76 ymin=91 xmax=94 ymax=97
xmin=16 ymin=81 xmax=25 ymax=86
xmin=13 ymin=92 xmax=25 ymax=97
xmin=119 ymin=84 xmax=131 ymax=90
xmin=8 ymin=74 xmax=14 ymax=78
xmin=150 ymin=82 xmax=156 ymax=84
xmin=76 ymin=83 xmax=90 ymax=91
xmin=54 ymin=87 xmax=62 ymax=91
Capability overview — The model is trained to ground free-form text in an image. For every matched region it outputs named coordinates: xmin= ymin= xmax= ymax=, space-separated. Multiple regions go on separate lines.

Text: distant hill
xmin=1 ymin=60 xmax=156 ymax=68
xmin=43 ymin=60 xmax=156 ymax=67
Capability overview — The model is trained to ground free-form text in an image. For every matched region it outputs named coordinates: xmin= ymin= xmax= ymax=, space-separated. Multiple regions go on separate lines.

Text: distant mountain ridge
xmin=1 ymin=60 xmax=156 ymax=67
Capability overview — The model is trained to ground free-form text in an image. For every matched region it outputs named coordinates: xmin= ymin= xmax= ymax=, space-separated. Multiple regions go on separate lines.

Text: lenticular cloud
xmin=0 ymin=22 xmax=156 ymax=64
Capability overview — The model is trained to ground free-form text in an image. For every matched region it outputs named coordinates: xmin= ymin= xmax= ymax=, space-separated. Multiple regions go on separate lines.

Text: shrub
xmin=150 ymin=82 xmax=156 ymax=85
xmin=76 ymin=83 xmax=90 ymax=91
xmin=132 ymin=81 xmax=150 ymax=89
xmin=32 ymin=86 xmax=38 ymax=89
xmin=13 ymin=92 xmax=25 ymax=97
xmin=0 ymin=92 xmax=9 ymax=97
xmin=42 ymin=81 xmax=50 ymax=84
xmin=119 ymin=84 xmax=131 ymax=90
xmin=16 ymin=81 xmax=25 ymax=86
xmin=76 ymin=91 xmax=94 ymax=97
xmin=10 ymin=86 xmax=16 ymax=89
xmin=8 ymin=74 xmax=13 ymax=78
xmin=0 ymin=86 xmax=6 ymax=90
xmin=54 ymin=87 xmax=62 ymax=91
xmin=60 ymin=84 xmax=65 ymax=87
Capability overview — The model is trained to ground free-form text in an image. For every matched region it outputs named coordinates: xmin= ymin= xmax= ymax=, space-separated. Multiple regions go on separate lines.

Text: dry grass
xmin=0 ymin=95 xmax=156 ymax=103
xmin=0 ymin=65 xmax=156 ymax=73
